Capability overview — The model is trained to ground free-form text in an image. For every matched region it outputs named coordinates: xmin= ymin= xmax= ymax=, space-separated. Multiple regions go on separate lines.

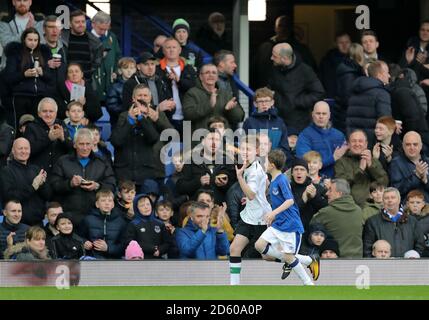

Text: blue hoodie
xmin=242 ymin=107 xmax=291 ymax=160
xmin=175 ymin=218 xmax=230 ymax=259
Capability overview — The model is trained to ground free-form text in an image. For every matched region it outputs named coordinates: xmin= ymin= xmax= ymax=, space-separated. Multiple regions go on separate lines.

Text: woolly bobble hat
xmin=125 ymin=240 xmax=144 ymax=260
xmin=172 ymin=18 xmax=190 ymax=34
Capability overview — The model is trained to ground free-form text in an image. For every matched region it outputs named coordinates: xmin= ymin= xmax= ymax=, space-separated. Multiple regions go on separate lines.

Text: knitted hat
xmin=125 ymin=240 xmax=144 ymax=260
xmin=54 ymin=212 xmax=74 ymax=227
xmin=172 ymin=18 xmax=190 ymax=34
xmin=404 ymin=250 xmax=420 ymax=259
xmin=320 ymin=238 xmax=340 ymax=257
xmin=291 ymin=158 xmax=309 ymax=172
xmin=19 ymin=114 xmax=35 ymax=127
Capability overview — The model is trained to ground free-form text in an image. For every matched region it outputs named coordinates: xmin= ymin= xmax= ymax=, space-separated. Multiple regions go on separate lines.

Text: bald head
xmin=271 ymin=43 xmax=294 ymax=67
xmin=403 ymin=131 xmax=422 ymax=161
xmin=312 ymin=101 xmax=331 ymax=128
xmin=12 ymin=138 xmax=31 ymax=164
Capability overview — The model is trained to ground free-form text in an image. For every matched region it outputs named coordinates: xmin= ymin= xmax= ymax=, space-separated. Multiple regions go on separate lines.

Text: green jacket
xmin=362 ymin=201 xmax=382 ymax=223
xmin=182 ymin=78 xmax=244 ymax=133
xmin=311 ymin=195 xmax=363 ymax=258
xmin=334 ymin=151 xmax=388 ymax=207
xmin=93 ymin=31 xmax=121 ymax=101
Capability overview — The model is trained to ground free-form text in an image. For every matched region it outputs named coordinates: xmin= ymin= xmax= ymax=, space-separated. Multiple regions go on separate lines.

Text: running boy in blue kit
xmin=230 ymin=135 xmax=272 ymax=285
xmin=255 ymin=149 xmax=320 ymax=285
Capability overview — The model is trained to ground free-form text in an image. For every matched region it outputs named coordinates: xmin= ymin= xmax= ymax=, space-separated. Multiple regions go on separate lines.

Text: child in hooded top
xmin=123 ymin=194 xmax=172 ymax=259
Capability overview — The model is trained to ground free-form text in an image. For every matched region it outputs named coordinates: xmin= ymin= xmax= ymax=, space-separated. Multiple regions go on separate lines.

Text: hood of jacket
xmin=132 ymin=194 xmax=156 ymax=224
xmin=328 ymin=195 xmax=359 ymax=212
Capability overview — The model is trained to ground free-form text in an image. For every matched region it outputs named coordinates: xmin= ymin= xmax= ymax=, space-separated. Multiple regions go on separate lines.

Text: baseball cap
xmin=136 ymin=52 xmax=157 ymax=64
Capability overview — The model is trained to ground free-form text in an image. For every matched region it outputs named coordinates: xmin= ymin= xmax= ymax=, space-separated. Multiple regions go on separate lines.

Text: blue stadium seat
xmin=96 ymin=107 xmax=112 ymax=141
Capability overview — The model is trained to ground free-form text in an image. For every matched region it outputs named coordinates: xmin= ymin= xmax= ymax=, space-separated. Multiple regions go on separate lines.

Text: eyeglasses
xmin=256 ymin=99 xmax=272 ymax=104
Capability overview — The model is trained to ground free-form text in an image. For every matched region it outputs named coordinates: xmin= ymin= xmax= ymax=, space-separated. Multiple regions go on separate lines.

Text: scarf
xmin=383 ymin=205 xmax=404 ymax=223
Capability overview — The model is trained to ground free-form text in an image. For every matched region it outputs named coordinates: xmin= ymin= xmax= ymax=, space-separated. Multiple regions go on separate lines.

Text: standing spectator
xmin=50 ymin=212 xmax=85 ymax=260
xmin=335 ymin=130 xmax=388 ymax=207
xmin=50 ymin=128 xmax=116 ymax=227
xmin=122 ymin=52 xmax=173 ymax=116
xmin=106 ymin=57 xmax=136 ymax=127
xmin=346 ymin=60 xmax=392 ymax=147
xmin=360 ymin=30 xmax=385 ymax=65
xmin=4 ymin=27 xmax=53 ymax=127
xmin=405 ymin=189 xmax=429 ymax=257
xmin=319 ymin=32 xmax=351 ymax=99
xmin=43 ymin=15 xmax=66 ymax=94
xmin=311 ymin=179 xmax=363 ymax=258
xmin=115 ymin=180 xmax=137 ymax=221
xmin=363 ymin=187 xmax=425 ymax=257
xmin=63 ymin=101 xmax=86 ymax=149
xmin=43 ymin=202 xmax=63 ymax=242
xmin=0 ymin=200 xmax=29 ymax=259
xmin=152 ymin=35 xmax=167 ymax=57
xmin=79 ymin=189 xmax=128 ymax=259
xmin=242 ymin=87 xmax=290 ymax=161
xmin=362 ymin=182 xmax=385 ymax=223
xmin=268 ymin=43 xmax=325 ymax=133
xmin=158 ymin=38 xmax=197 ymax=133
xmin=91 ymin=11 xmax=121 ymax=103
xmin=196 ymin=12 xmax=232 ymax=56
xmin=54 ymin=62 xmax=102 ymax=122
xmin=183 ymin=63 xmax=243 ymax=134
xmin=290 ymin=158 xmax=327 ymax=231
xmin=172 ymin=18 xmax=203 ymax=70
xmin=252 ymin=15 xmax=318 ymax=89
xmin=371 ymin=239 xmax=392 ymax=259
xmin=372 ymin=116 xmax=402 ymax=172
xmin=62 ymin=10 xmax=103 ymax=82
xmin=124 ymin=194 xmax=172 ymax=259
xmin=87 ymin=124 xmax=112 ymax=166
xmin=389 ymin=131 xmax=429 ymax=202
xmin=0 ymin=138 xmax=50 ymax=226
xmin=296 ymin=101 xmax=347 ymax=178
xmin=177 ymin=129 xmax=236 ymax=205
xmin=155 ymin=200 xmax=179 ymax=258
xmin=176 ymin=201 xmax=229 ymax=259
xmin=23 ymin=98 xmax=68 ymax=174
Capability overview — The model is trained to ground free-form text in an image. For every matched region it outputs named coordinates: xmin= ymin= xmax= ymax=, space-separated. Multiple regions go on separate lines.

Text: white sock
xmin=295 ymin=254 xmax=312 ymax=267
xmin=290 ymin=258 xmax=313 ymax=285
xmin=229 ymin=257 xmax=241 ymax=285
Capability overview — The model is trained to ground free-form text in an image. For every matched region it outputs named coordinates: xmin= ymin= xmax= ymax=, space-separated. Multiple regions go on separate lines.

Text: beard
xmin=16 ymin=5 xmax=29 ymax=15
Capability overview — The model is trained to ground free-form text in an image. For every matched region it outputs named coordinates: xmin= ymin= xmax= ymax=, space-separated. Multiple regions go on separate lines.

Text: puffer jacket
xmin=409 ymin=205 xmax=429 ymax=257
xmin=0 ymin=221 xmax=29 ymax=259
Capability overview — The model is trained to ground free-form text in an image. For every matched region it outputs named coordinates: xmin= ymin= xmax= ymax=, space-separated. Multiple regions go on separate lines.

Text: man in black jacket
xmin=50 ymin=128 xmax=116 ymax=227
xmin=363 ymin=187 xmax=425 ymax=257
xmin=0 ymin=137 xmax=50 ymax=226
xmin=23 ymin=98 xmax=68 ymax=174
xmin=268 ymin=42 xmax=325 ymax=133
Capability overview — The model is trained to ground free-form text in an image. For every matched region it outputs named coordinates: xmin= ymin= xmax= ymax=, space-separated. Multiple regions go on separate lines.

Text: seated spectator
xmin=50 ymin=128 xmax=116 ymax=227
xmin=87 ymin=123 xmax=112 ymax=166
xmin=125 ymin=240 xmax=144 ymax=260
xmin=362 ymin=182 xmax=385 ymax=223
xmin=106 ymin=57 xmax=137 ymax=127
xmin=296 ymin=101 xmax=347 ymax=178
xmin=78 ymin=189 xmax=127 ymax=259
xmin=43 ymin=202 xmax=63 ymax=242
xmin=298 ymin=223 xmax=327 ymax=256
xmin=372 ymin=116 xmax=402 ymax=172
xmin=303 ymin=151 xmax=329 ymax=192
xmin=54 ymin=63 xmax=102 ymax=122
xmin=406 ymin=190 xmax=429 ymax=257
xmin=4 ymin=226 xmax=50 ymax=261
xmin=23 ymin=98 xmax=68 ymax=174
xmin=63 ymin=101 xmax=86 ymax=151
xmin=372 ymin=239 xmax=391 ymax=259
xmin=287 ymin=128 xmax=299 ymax=164
xmin=320 ymin=238 xmax=340 ymax=259
xmin=50 ymin=212 xmax=85 ymax=259
xmin=0 ymin=137 xmax=50 ymax=226
xmin=183 ymin=63 xmax=244 ymax=134
xmin=363 ymin=187 xmax=425 ymax=257
xmin=110 ymin=84 xmax=168 ymax=193
xmin=334 ymin=43 xmax=365 ymax=133
xmin=389 ymin=131 xmax=429 ymax=202
xmin=311 ymin=179 xmax=363 ymax=258
xmin=242 ymin=87 xmax=290 ymax=160
xmin=346 ymin=60 xmax=392 ymax=147
xmin=196 ymin=12 xmax=232 ymax=56
xmin=176 ymin=201 xmax=229 ymax=259
xmin=335 ymin=130 xmax=388 ymax=207
xmin=177 ymin=129 xmax=236 ymax=205
xmin=115 ymin=180 xmax=137 ymax=221
xmin=0 ymin=200 xmax=29 ymax=259
xmin=172 ymin=18 xmax=203 ymax=70
xmin=290 ymin=158 xmax=328 ymax=231
xmin=124 ymin=194 xmax=171 ymax=259
xmin=17 ymin=113 xmax=34 ymax=136
xmin=155 ymin=200 xmax=179 ymax=258
xmin=4 ymin=27 xmax=53 ymax=128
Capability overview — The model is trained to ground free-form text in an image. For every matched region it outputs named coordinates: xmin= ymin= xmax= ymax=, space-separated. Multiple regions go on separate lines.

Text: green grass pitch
xmin=1 ymin=286 xmax=429 ymax=300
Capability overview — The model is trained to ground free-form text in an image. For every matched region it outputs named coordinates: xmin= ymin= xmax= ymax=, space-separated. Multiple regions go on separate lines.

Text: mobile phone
xmin=81 ymin=179 xmax=91 ymax=185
